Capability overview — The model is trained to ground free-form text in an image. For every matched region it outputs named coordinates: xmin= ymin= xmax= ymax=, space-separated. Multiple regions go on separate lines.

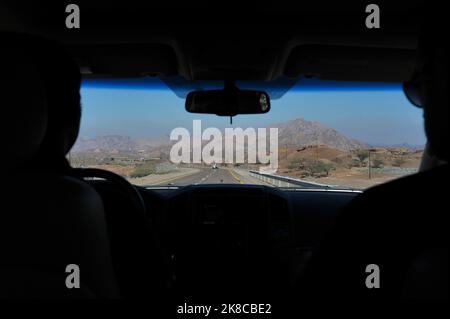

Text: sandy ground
xmin=83 ymin=162 xmax=418 ymax=190
xmin=299 ymin=168 xmax=415 ymax=190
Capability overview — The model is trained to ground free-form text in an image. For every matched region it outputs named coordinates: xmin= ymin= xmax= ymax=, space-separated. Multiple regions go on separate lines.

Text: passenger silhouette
xmin=0 ymin=32 xmax=119 ymax=298
xmin=301 ymin=17 xmax=448 ymax=299
xmin=30 ymin=38 xmax=82 ymax=172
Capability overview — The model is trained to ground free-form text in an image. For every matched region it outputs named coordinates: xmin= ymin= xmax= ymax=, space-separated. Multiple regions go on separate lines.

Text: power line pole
xmin=368 ymin=148 xmax=376 ymax=179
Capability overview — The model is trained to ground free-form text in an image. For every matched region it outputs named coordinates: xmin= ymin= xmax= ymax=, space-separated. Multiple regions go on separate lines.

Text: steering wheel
xmin=69 ymin=168 xmax=147 ymax=217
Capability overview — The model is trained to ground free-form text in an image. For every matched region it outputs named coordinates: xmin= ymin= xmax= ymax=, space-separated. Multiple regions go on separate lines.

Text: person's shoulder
xmin=341 ymin=163 xmax=449 ymax=221
xmin=363 ymin=163 xmax=448 ymax=198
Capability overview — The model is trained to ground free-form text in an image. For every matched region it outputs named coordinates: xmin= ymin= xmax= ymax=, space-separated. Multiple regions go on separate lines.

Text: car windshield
xmin=71 ymin=77 xmax=425 ymax=190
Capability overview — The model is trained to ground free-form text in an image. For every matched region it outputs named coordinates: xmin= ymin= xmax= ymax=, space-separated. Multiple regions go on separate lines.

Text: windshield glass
xmin=71 ymin=78 xmax=425 ymax=190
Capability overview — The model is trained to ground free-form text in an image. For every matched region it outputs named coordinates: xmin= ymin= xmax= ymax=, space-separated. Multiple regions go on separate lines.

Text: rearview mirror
xmin=185 ymin=87 xmax=270 ymax=116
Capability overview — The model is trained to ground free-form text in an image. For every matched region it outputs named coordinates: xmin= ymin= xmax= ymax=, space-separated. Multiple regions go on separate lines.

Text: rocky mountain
xmin=72 ymin=118 xmax=365 ymax=154
xmin=73 ymin=135 xmax=135 ymax=152
xmin=72 ymin=135 xmax=170 ymax=153
xmin=273 ymin=118 xmax=365 ymax=151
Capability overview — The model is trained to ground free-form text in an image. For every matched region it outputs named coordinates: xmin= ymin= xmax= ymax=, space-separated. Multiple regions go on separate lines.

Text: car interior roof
xmin=1 ymin=1 xmax=422 ymax=82
xmin=2 ymin=1 xmax=447 ymax=302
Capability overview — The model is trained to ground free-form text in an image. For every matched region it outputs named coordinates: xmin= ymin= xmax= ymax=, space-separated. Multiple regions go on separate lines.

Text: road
xmin=153 ymin=167 xmax=268 ymax=186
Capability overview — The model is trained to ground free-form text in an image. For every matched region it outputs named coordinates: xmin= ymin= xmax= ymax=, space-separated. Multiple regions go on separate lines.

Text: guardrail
xmin=249 ymin=170 xmax=333 ymax=189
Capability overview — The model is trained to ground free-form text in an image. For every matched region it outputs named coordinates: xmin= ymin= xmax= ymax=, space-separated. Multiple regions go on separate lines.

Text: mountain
xmin=72 ymin=135 xmax=170 ymax=153
xmin=272 ymin=118 xmax=365 ymax=151
xmin=72 ymin=118 xmax=365 ymax=154
xmin=73 ymin=135 xmax=135 ymax=152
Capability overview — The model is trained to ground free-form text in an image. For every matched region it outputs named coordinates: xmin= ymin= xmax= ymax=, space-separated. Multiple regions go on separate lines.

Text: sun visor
xmin=284 ymin=45 xmax=417 ymax=82
xmin=72 ymin=43 xmax=178 ymax=78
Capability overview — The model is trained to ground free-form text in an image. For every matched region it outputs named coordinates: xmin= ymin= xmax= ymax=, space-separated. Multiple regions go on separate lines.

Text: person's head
xmin=417 ymin=15 xmax=448 ymax=162
xmin=32 ymin=38 xmax=82 ymax=170
xmin=1 ymin=32 xmax=48 ymax=172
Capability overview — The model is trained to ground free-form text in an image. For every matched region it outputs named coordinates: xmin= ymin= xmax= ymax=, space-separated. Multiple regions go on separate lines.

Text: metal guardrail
xmin=249 ymin=170 xmax=333 ymax=189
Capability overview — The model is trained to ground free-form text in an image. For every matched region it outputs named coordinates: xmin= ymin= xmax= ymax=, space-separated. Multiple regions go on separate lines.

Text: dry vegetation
xmin=277 ymin=144 xmax=423 ymax=189
xmin=70 ymin=143 xmax=424 ymax=190
xmin=70 ymin=152 xmax=176 ymax=178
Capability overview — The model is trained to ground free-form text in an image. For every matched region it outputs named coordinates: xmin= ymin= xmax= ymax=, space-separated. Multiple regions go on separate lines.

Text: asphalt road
xmin=154 ymin=167 xmax=265 ymax=186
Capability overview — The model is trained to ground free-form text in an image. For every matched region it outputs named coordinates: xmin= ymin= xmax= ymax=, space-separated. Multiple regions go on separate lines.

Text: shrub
xmin=309 ymin=160 xmax=335 ymax=177
xmin=288 ymin=158 xmax=305 ymax=170
xmin=355 ymin=150 xmax=369 ymax=167
xmin=392 ymin=158 xmax=406 ymax=167
xmin=129 ymin=160 xmax=157 ymax=178
xmin=372 ymin=159 xmax=384 ymax=169
xmin=349 ymin=158 xmax=361 ymax=168
xmin=288 ymin=158 xmax=335 ymax=177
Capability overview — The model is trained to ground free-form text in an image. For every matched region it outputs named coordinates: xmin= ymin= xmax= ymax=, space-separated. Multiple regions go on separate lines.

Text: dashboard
xmin=161 ymin=186 xmax=292 ymax=295
xmin=91 ymin=181 xmax=359 ymax=297
xmin=146 ymin=185 xmax=358 ymax=296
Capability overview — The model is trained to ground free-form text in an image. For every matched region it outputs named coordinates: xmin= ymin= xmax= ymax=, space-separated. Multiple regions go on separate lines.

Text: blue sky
xmin=79 ymin=78 xmax=426 ymax=146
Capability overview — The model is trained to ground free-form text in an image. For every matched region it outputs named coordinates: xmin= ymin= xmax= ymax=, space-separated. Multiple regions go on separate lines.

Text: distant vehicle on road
xmin=212 ymin=164 xmax=218 ymax=169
